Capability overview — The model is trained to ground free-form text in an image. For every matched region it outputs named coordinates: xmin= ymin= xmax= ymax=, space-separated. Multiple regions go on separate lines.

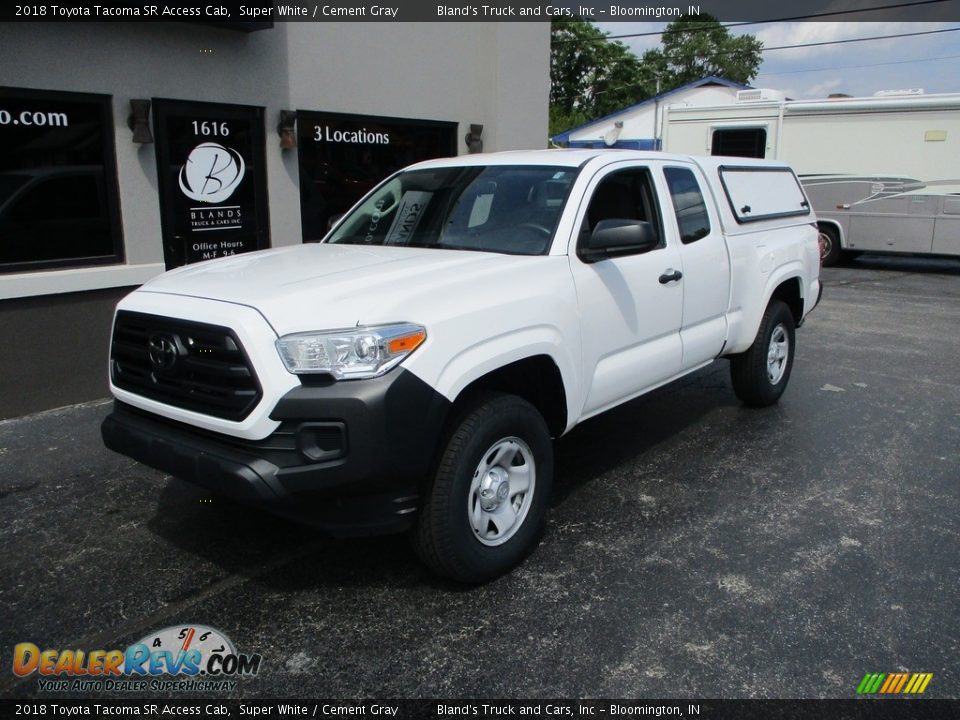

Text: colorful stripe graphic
xmin=857 ymin=672 xmax=933 ymax=694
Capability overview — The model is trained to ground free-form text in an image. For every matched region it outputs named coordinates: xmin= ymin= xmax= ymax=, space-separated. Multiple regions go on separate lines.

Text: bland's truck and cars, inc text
xmin=101 ymin=149 xmax=821 ymax=583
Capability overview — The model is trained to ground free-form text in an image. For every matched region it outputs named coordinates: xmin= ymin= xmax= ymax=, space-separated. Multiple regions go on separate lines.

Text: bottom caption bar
xmin=2 ymin=700 xmax=957 ymax=719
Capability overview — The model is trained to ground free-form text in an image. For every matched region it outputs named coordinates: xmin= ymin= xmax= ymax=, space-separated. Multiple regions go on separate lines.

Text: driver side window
xmin=580 ymin=168 xmax=663 ymax=253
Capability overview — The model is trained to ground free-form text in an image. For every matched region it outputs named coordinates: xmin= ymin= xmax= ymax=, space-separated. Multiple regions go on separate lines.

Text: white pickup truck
xmin=102 ymin=149 xmax=821 ymax=583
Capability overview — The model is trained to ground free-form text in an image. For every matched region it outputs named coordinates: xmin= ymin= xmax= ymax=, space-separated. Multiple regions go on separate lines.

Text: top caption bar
xmin=3 ymin=0 xmax=959 ymax=22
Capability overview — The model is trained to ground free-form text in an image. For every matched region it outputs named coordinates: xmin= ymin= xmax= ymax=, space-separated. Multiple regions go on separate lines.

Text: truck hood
xmin=137 ymin=243 xmax=557 ymax=336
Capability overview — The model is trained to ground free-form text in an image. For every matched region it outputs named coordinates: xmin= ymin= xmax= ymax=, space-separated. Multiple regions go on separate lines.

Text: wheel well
xmin=454 ymin=355 xmax=567 ymax=437
xmin=771 ymin=277 xmax=804 ymax=326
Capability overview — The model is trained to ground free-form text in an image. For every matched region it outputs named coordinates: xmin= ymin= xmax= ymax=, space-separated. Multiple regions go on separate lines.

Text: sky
xmin=593 ymin=21 xmax=960 ymax=99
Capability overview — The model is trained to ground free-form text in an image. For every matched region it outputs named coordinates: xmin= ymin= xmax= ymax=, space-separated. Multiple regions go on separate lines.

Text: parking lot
xmin=2 ymin=256 xmax=958 ymax=700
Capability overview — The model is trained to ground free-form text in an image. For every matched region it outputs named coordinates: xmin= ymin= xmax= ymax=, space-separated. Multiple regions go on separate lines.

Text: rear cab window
xmin=664 ymin=167 xmax=711 ymax=244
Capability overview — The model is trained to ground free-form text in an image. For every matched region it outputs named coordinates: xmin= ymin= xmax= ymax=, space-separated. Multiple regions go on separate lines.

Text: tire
xmin=414 ymin=392 xmax=553 ymax=584
xmin=730 ymin=300 xmax=796 ymax=407
xmin=818 ymin=224 xmax=842 ymax=267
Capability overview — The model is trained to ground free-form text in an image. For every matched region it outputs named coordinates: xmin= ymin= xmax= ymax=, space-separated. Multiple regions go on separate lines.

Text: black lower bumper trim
xmin=101 ymin=368 xmax=451 ymax=535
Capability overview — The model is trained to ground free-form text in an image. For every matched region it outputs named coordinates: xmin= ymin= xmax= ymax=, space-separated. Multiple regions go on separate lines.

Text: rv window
xmin=664 ymin=167 xmax=710 ymax=244
xmin=719 ymin=166 xmax=811 ymax=224
xmin=711 ymin=128 xmax=767 ymax=158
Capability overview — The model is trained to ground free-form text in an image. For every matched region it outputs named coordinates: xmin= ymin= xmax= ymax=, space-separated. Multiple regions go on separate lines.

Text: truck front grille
xmin=110 ymin=311 xmax=262 ymax=421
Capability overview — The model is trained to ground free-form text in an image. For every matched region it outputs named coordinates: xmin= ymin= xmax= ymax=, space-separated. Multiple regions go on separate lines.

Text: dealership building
xmin=0 ymin=20 xmax=548 ymax=419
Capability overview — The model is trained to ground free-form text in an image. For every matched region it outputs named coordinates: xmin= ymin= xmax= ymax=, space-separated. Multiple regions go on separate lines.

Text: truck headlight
xmin=275 ymin=324 xmax=426 ymax=379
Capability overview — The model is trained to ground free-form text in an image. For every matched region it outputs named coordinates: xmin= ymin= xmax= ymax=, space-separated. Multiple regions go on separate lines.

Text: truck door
xmin=568 ymin=163 xmax=683 ymax=417
xmin=661 ymin=165 xmax=731 ymax=368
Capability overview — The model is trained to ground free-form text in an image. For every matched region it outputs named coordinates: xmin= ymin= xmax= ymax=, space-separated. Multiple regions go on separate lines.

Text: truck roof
xmin=407 ymin=149 xmax=794 ymax=172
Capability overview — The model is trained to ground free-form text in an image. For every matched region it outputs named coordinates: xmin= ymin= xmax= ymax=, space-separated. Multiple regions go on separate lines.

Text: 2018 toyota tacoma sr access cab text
xmin=102 ymin=150 xmax=822 ymax=583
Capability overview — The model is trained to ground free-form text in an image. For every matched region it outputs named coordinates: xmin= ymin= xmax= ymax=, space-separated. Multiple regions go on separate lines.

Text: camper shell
xmin=663 ymin=91 xmax=960 ymax=264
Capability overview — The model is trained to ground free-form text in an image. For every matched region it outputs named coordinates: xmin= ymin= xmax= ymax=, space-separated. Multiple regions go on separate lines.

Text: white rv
xmin=662 ymin=91 xmax=960 ymax=265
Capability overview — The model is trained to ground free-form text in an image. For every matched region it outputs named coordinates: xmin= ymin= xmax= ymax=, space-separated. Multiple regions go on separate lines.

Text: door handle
xmin=659 ymin=269 xmax=682 ymax=284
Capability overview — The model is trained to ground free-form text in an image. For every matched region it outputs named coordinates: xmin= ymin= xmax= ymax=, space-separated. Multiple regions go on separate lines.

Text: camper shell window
xmin=719 ymin=166 xmax=811 ymax=224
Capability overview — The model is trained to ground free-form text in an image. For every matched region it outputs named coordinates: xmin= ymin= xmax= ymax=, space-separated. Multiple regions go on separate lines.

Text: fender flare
xmin=431 ymin=326 xmax=580 ymax=435
xmin=727 ymin=263 xmax=806 ymax=355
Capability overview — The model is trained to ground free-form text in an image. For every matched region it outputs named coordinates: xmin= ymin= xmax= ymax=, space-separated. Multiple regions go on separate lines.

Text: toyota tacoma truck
xmin=102 ymin=149 xmax=821 ymax=583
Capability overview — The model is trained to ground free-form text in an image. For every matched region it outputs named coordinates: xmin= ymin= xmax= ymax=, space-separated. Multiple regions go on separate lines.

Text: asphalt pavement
xmin=2 ymin=255 xmax=958 ymax=700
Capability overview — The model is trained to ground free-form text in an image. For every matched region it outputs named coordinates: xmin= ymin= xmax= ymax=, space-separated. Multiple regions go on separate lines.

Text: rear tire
xmin=414 ymin=393 xmax=553 ymax=584
xmin=730 ymin=300 xmax=796 ymax=407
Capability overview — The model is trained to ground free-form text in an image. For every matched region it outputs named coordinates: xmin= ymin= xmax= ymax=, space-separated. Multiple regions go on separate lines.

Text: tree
xmin=549 ymin=14 xmax=763 ymax=138
xmin=549 ymin=104 xmax=590 ymax=141
xmin=641 ymin=14 xmax=763 ymax=89
xmin=550 ymin=18 xmax=650 ymax=136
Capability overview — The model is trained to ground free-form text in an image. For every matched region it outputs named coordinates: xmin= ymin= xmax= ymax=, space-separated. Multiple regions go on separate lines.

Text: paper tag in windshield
xmin=384 ymin=191 xmax=433 ymax=245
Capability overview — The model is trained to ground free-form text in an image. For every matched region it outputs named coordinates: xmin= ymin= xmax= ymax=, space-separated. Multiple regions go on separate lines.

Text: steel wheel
xmin=730 ymin=300 xmax=796 ymax=407
xmin=468 ymin=437 xmax=536 ymax=546
xmin=766 ymin=324 xmax=790 ymax=385
xmin=414 ymin=392 xmax=553 ymax=583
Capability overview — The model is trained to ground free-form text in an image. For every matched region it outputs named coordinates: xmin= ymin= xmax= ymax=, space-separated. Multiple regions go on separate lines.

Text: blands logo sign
xmin=179 ymin=142 xmax=246 ymax=203
xmin=857 ymin=672 xmax=933 ymax=694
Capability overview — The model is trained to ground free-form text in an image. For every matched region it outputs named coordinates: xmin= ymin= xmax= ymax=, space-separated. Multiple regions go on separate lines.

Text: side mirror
xmin=580 ymin=219 xmax=658 ymax=263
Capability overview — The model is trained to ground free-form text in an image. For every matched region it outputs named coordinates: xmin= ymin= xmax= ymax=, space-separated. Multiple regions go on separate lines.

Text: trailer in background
xmin=662 ymin=91 xmax=960 ymax=265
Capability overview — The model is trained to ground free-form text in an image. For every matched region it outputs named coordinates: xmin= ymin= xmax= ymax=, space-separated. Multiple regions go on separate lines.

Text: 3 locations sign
xmin=297 ymin=111 xmax=456 ymax=241
xmin=153 ymin=99 xmax=269 ymax=269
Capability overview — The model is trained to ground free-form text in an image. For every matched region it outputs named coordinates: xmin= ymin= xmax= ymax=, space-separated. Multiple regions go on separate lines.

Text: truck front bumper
xmin=101 ymin=369 xmax=451 ymax=535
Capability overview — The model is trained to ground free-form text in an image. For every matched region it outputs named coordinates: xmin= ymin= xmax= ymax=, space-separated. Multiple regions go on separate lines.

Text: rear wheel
xmin=730 ymin=300 xmax=796 ymax=407
xmin=414 ymin=393 xmax=553 ymax=584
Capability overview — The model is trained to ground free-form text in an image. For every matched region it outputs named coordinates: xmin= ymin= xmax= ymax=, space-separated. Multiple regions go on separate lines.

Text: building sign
xmin=297 ymin=111 xmax=457 ymax=241
xmin=0 ymin=87 xmax=123 ymax=274
xmin=153 ymin=99 xmax=269 ymax=269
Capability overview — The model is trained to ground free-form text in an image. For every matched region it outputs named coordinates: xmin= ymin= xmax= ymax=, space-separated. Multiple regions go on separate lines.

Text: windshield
xmin=326 ymin=165 xmax=578 ymax=255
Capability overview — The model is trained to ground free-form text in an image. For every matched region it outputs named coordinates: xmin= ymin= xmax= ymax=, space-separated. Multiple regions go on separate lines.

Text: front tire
xmin=730 ymin=300 xmax=796 ymax=407
xmin=414 ymin=393 xmax=553 ymax=584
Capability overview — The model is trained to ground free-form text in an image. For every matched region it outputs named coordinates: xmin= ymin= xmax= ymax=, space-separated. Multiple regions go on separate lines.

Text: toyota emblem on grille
xmin=148 ymin=334 xmax=179 ymax=372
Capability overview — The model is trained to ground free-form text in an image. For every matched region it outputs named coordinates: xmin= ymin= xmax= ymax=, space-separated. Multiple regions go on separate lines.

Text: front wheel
xmin=414 ymin=393 xmax=553 ymax=584
xmin=730 ymin=300 xmax=796 ymax=407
